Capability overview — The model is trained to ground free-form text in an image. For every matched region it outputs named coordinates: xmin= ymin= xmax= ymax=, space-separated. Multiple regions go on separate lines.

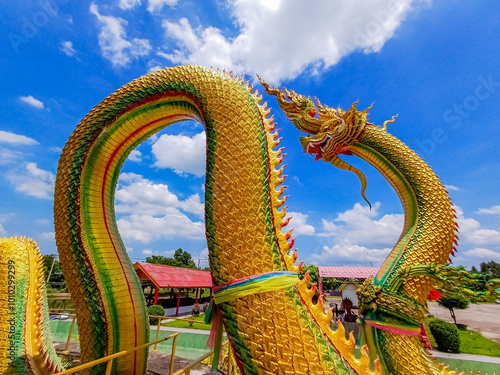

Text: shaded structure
xmin=318 ymin=266 xmax=379 ymax=303
xmin=134 ymin=262 xmax=213 ymax=316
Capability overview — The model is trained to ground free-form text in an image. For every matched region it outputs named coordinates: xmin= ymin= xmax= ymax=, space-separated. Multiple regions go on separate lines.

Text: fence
xmin=49 ymin=310 xmax=235 ymax=374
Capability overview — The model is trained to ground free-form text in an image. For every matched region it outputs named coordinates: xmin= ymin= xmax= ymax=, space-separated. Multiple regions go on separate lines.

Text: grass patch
xmin=161 ymin=314 xmax=211 ymax=331
xmin=436 ymin=358 xmax=500 ymax=374
xmin=426 ymin=318 xmax=500 ymax=357
xmin=460 ymin=329 xmax=500 ymax=358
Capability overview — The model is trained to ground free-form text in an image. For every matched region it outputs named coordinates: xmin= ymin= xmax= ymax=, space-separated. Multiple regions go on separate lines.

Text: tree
xmin=145 ymin=255 xmax=181 ymax=267
xmin=323 ymin=277 xmax=342 ymax=292
xmin=480 ymin=260 xmax=500 ymax=279
xmin=173 ymin=248 xmax=196 ymax=268
xmin=299 ymin=264 xmax=318 ymax=289
xmin=145 ymin=249 xmax=197 ymax=269
xmin=42 ymin=254 xmax=65 ymax=284
xmin=438 ymin=297 xmax=469 ymax=325
xmin=469 ymin=261 xmax=500 ymax=293
xmin=298 ymin=264 xmax=342 ymax=294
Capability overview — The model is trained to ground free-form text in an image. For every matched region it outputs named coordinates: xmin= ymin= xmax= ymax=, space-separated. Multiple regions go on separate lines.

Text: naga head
xmin=260 ymin=77 xmax=373 ymax=205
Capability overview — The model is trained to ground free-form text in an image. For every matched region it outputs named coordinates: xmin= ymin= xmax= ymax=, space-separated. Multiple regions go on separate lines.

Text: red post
xmin=154 ymin=287 xmax=159 ymax=305
xmin=195 ymin=288 xmax=199 ymax=304
xmin=318 ymin=276 xmax=324 ymax=296
xmin=176 ymin=289 xmax=181 ymax=317
xmin=210 ymin=288 xmax=213 ymax=301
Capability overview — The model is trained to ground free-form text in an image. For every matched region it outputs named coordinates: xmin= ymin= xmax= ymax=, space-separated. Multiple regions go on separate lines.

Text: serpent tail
xmin=0 ymin=237 xmax=63 ymax=374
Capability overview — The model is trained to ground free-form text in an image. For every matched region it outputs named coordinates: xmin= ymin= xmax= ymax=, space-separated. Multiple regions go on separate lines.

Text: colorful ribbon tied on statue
xmin=213 ymin=271 xmax=300 ymax=304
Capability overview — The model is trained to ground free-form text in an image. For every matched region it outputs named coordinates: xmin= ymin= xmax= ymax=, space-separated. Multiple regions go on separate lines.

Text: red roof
xmin=134 ymin=262 xmax=213 ymax=289
xmin=318 ymin=266 xmax=380 ymax=279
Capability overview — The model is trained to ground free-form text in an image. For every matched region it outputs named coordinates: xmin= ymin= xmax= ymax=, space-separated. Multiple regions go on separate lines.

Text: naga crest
xmin=260 ymin=77 xmax=381 ymax=205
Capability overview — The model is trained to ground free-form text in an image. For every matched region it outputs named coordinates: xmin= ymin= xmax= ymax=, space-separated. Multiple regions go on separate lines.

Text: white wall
xmin=341 ymin=284 xmax=359 ymax=306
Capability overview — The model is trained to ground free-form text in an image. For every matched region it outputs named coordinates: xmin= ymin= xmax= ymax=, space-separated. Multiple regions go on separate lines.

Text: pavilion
xmin=318 ymin=266 xmax=379 ymax=306
xmin=134 ymin=262 xmax=214 ymax=316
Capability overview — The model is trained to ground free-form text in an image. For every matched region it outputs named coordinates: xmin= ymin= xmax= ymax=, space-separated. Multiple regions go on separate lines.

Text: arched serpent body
xmin=0 ymin=66 xmax=476 ymax=375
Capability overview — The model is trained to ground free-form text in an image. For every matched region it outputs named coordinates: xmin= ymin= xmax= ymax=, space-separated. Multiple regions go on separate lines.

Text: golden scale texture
xmin=0 ymin=237 xmax=63 ymax=374
xmin=260 ymin=82 xmax=462 ymax=375
xmin=337 ymin=126 xmax=457 ymax=375
xmin=359 ymin=126 xmax=456 ymax=303
xmin=51 ymin=66 xmax=373 ymax=374
xmin=0 ymin=66 xmax=465 ymax=375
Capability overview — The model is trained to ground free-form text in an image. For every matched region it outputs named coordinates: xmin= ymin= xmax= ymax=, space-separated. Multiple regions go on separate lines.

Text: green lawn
xmin=436 ymin=358 xmax=500 ymax=374
xmin=161 ymin=314 xmax=212 ymax=331
xmin=426 ymin=318 xmax=500 ymax=358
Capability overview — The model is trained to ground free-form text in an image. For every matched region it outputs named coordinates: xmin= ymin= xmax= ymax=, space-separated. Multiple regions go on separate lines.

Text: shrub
xmin=147 ymin=304 xmax=165 ymax=325
xmin=192 ymin=303 xmax=201 ymax=317
xmin=438 ymin=297 xmax=469 ymax=325
xmin=429 ymin=319 xmax=460 ymax=353
xmin=202 ymin=302 xmax=210 ymax=313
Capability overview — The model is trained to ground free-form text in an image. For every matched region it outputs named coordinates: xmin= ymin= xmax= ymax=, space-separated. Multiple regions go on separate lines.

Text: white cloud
xmin=319 ymin=202 xmax=404 ymax=248
xmin=119 ymin=0 xmax=141 ymax=10
xmin=128 ymin=149 xmax=142 ymax=162
xmin=285 ymin=211 xmax=315 ymax=236
xmin=311 ymin=239 xmax=391 ymax=266
xmin=148 ymin=65 xmax=162 ymax=73
xmin=115 ymin=173 xmax=205 ymax=242
xmin=142 ymin=249 xmax=153 ymax=255
xmin=90 ymin=3 xmax=152 ymax=67
xmin=477 ymin=205 xmax=500 ymax=215
xmin=0 ymin=214 xmax=10 ymax=236
xmin=0 ymin=148 xmax=23 ymax=165
xmin=444 ymin=184 xmax=460 ymax=191
xmin=465 ymin=229 xmax=500 ymax=246
xmin=179 ymin=194 xmax=204 ymax=218
xmin=164 ymin=249 xmax=176 ymax=257
xmin=39 ymin=232 xmax=55 ymax=241
xmin=116 ymin=173 xmax=204 ymax=217
xmin=151 ymin=132 xmax=206 ymax=177
xmin=464 ymin=248 xmax=500 ymax=262
xmin=147 ymin=61 xmax=163 ymax=73
xmin=0 ymin=131 xmax=39 ymax=145
xmin=159 ymin=0 xmax=426 ymax=84
xmin=117 ymin=211 xmax=204 ymax=242
xmin=192 ymin=247 xmax=209 ymax=268
xmin=8 ymin=163 xmax=55 ymax=199
xmin=454 ymin=205 xmax=500 ymax=246
xmin=307 ymin=202 xmax=403 ymax=265
xmin=20 ymin=95 xmax=44 ymax=109
xmin=60 ymin=41 xmax=76 ymax=56
xmin=148 ymin=0 xmax=178 ymax=13
xmin=116 ymin=173 xmax=180 ymax=215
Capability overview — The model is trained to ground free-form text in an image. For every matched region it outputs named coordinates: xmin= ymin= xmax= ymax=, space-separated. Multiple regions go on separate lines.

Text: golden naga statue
xmin=1 ymin=66 xmax=498 ymax=375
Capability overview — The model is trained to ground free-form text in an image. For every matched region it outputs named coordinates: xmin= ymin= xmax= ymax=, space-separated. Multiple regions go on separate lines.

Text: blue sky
xmin=1 ymin=0 xmax=499 ymax=270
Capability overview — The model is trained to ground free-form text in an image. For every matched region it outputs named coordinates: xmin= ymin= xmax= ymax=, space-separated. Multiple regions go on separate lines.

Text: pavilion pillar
xmin=318 ymin=276 xmax=324 ymax=296
xmin=209 ymin=288 xmax=213 ymax=301
xmin=154 ymin=287 xmax=159 ymax=305
xmin=176 ymin=289 xmax=181 ymax=317
xmin=195 ymin=288 xmax=199 ymax=304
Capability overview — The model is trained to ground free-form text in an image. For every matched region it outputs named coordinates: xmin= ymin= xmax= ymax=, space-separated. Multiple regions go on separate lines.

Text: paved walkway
xmin=151 ymin=325 xmax=212 ymax=335
xmin=430 ymin=350 xmax=500 ymax=364
xmin=154 ymin=325 xmax=500 ymax=365
xmin=428 ymin=302 xmax=500 ymax=343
